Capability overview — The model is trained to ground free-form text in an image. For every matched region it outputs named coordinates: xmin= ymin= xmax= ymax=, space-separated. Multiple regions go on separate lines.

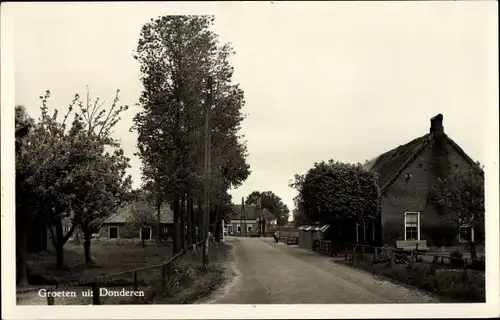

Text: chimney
xmin=430 ymin=114 xmax=444 ymax=134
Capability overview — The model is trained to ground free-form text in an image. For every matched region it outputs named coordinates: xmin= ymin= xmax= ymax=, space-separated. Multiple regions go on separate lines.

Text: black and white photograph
xmin=1 ymin=1 xmax=499 ymax=319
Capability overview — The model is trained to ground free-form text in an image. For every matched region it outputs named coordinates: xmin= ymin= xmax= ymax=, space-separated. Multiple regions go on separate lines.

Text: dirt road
xmin=204 ymin=237 xmax=439 ymax=304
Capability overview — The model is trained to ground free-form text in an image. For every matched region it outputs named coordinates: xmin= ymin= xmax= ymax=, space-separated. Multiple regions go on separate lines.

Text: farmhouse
xmin=100 ymin=202 xmax=174 ymax=240
xmin=361 ymin=114 xmax=483 ymax=249
xmin=224 ymin=204 xmax=260 ymax=236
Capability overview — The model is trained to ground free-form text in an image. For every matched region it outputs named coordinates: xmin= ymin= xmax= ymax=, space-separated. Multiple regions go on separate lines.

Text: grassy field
xmin=17 ymin=239 xmax=231 ymax=305
xmin=27 ymin=238 xmax=174 ymax=285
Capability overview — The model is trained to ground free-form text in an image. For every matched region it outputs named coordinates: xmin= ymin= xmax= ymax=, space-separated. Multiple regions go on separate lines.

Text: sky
xmin=9 ymin=1 xmax=498 ymax=217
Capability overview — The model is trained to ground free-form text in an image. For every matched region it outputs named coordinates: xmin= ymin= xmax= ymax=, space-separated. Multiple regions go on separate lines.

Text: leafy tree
xmin=289 ymin=160 xmax=380 ymax=242
xmin=15 ymin=105 xmax=35 ymax=285
xmin=430 ymin=165 xmax=485 ymax=261
xmin=20 ymin=89 xmax=131 ymax=268
xmin=291 ymin=195 xmax=309 ymax=227
xmin=127 ymin=200 xmax=157 ymax=248
xmin=21 ymin=91 xmax=82 ymax=268
xmin=245 ymin=191 xmax=290 ymax=229
xmin=133 ymin=15 xmax=250 ymax=256
xmin=66 ymin=90 xmax=131 ymax=264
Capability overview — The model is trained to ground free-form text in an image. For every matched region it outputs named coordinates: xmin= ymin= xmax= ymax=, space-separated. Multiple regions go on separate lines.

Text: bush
xmin=337 ymin=258 xmax=485 ymax=302
xmin=449 ymin=251 xmax=465 ymax=267
xmin=470 ymin=256 xmax=485 ymax=271
xmin=394 ymin=252 xmax=410 ymax=264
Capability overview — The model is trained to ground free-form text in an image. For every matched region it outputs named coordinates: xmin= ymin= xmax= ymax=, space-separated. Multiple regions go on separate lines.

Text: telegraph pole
xmin=259 ymin=197 xmax=263 ymax=236
xmin=202 ymin=76 xmax=213 ymax=267
xmin=240 ymin=197 xmax=243 ymax=236
xmin=242 ymin=197 xmax=247 ymax=237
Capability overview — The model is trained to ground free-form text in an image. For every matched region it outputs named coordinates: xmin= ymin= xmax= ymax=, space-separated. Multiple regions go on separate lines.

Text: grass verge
xmin=337 ymin=255 xmax=485 ymax=302
xmin=147 ymin=242 xmax=231 ymax=304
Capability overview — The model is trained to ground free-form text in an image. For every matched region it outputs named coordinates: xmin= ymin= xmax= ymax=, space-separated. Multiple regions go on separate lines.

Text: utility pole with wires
xmin=202 ymin=75 xmax=213 ymax=268
xmin=258 ymin=197 xmax=263 ymax=236
xmin=240 ymin=197 xmax=243 ymax=237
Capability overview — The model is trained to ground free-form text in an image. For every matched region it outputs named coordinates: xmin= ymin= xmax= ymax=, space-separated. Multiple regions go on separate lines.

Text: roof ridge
xmin=379 ymin=134 xmax=433 ymax=194
xmin=365 ymin=134 xmax=429 ymax=163
xmin=445 ymin=135 xmax=480 ymax=169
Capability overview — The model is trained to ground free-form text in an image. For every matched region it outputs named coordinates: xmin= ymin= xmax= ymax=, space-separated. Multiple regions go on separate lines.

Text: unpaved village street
xmin=204 ymin=237 xmax=439 ymax=304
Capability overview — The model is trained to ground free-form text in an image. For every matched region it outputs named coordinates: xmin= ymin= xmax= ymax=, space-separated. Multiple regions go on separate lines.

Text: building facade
xmin=100 ymin=202 xmax=174 ymax=240
xmin=362 ymin=114 xmax=484 ymax=248
xmin=224 ymin=204 xmax=261 ymax=236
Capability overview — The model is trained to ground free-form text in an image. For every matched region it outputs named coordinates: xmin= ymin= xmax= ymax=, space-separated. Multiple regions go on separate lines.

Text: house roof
xmin=362 ymin=114 xmax=480 ymax=195
xmin=261 ymin=208 xmax=276 ymax=221
xmin=298 ymin=224 xmax=330 ymax=232
xmin=103 ymin=201 xmax=174 ymax=224
xmin=362 ymin=134 xmax=432 ymax=193
xmin=231 ymin=204 xmax=260 ymax=220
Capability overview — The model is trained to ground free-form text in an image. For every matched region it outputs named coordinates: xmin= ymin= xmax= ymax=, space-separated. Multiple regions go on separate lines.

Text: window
xmin=237 ymin=226 xmax=241 ymax=232
xmin=405 ymin=212 xmax=420 ymax=241
xmin=140 ymin=226 xmax=152 ymax=240
xmin=109 ymin=226 xmax=118 ymax=239
xmin=459 ymin=225 xmax=474 ymax=243
xmin=248 ymin=226 xmax=252 ymax=232
xmin=163 ymin=227 xmax=168 ymax=233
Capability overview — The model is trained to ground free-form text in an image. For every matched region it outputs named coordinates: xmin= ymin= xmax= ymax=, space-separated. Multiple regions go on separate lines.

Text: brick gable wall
xmin=381 ymin=136 xmax=476 ymax=247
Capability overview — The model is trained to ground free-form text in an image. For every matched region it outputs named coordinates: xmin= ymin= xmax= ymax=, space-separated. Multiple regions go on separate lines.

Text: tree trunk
xmin=173 ymin=195 xmax=181 ymax=254
xmin=215 ymin=220 xmax=222 ymax=242
xmin=187 ymin=195 xmax=193 ymax=246
xmin=157 ymin=196 xmax=162 ymax=243
xmin=75 ymin=226 xmax=80 ymax=245
xmin=83 ymin=233 xmax=92 ymax=264
xmin=55 ymin=221 xmax=65 ymax=269
xmin=52 ymin=219 xmax=76 ymax=269
xmin=469 ymin=241 xmax=477 ymax=261
xmin=190 ymin=198 xmax=196 ymax=243
xmin=214 ymin=206 xmax=221 ymax=242
xmin=197 ymin=197 xmax=203 ymax=242
xmin=55 ymin=244 xmax=64 ymax=269
xmin=180 ymin=193 xmax=186 ymax=251
xmin=17 ymin=225 xmax=29 ymax=286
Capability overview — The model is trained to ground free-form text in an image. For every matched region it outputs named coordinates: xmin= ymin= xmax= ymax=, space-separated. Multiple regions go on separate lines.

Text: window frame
xmin=140 ymin=226 xmax=152 ymax=240
xmin=109 ymin=226 xmax=118 ymax=239
xmin=404 ymin=212 xmax=420 ymax=241
xmin=458 ymin=224 xmax=475 ymax=243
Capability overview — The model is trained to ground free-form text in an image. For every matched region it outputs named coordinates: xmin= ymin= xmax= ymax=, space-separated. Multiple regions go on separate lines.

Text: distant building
xmin=224 ymin=204 xmax=261 ymax=236
xmin=100 ymin=202 xmax=174 ymax=240
xmin=361 ymin=114 xmax=484 ymax=249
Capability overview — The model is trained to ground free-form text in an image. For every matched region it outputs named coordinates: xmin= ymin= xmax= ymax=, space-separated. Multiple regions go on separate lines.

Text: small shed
xmin=298 ymin=224 xmax=331 ymax=251
xmin=298 ymin=226 xmax=313 ymax=250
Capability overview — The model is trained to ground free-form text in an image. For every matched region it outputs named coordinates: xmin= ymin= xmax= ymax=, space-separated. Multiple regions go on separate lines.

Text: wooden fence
xmin=278 ymin=236 xmax=299 ymax=245
xmin=342 ymin=242 xmax=485 ymax=271
xmin=43 ymin=239 xmax=206 ymax=305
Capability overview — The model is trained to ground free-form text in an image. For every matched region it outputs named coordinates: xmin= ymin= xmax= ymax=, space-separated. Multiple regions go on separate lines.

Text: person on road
xmin=273 ymin=232 xmax=279 ymax=243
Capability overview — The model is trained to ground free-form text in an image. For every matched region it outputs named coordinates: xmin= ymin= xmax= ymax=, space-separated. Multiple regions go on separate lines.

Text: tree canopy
xmin=17 ymin=89 xmax=131 ymax=269
xmin=289 ymin=160 xmax=380 ymax=225
xmin=430 ymin=166 xmax=485 ymax=232
xmin=133 ymin=15 xmax=250 ymax=252
xmin=245 ymin=190 xmax=290 ymax=226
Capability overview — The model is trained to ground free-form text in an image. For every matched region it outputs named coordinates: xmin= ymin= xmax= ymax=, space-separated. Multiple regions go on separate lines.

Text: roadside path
xmin=205 ymin=237 xmax=438 ymax=304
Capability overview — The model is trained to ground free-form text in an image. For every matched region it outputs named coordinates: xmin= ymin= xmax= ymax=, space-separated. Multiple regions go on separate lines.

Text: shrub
xmin=449 ymin=251 xmax=465 ymax=267
xmin=338 ymin=256 xmax=485 ymax=302
xmin=394 ymin=252 xmax=410 ymax=264
xmin=373 ymin=251 xmax=391 ymax=264
xmin=470 ymin=256 xmax=485 ymax=271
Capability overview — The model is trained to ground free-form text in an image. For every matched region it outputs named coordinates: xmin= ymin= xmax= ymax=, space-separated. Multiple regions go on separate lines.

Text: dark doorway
xmin=141 ymin=227 xmax=151 ymax=240
xmin=109 ymin=226 xmax=118 ymax=239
